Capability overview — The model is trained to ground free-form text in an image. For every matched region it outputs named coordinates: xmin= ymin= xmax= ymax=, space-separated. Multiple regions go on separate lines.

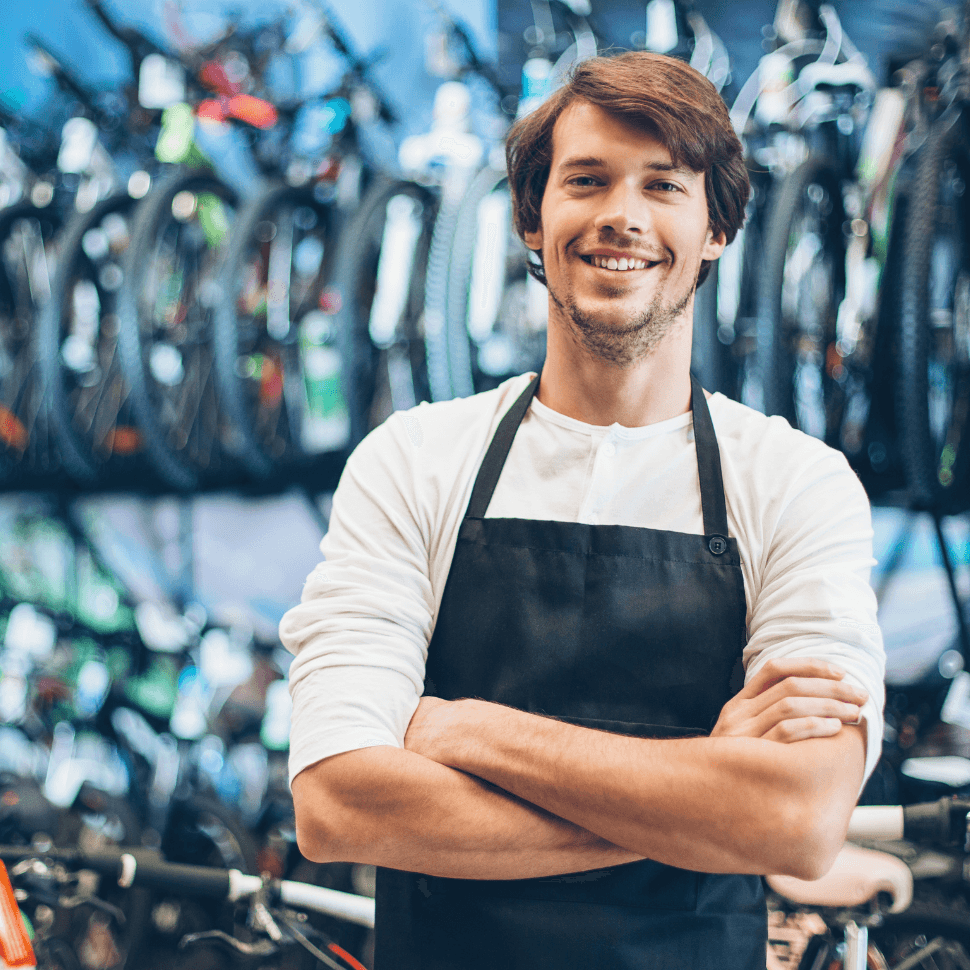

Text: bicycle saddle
xmin=765 ymin=843 xmax=913 ymax=914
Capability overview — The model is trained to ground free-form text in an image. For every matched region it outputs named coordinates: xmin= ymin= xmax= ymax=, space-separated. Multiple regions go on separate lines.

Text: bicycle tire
xmin=423 ymin=179 xmax=466 ymax=403
xmin=442 ymin=166 xmax=504 ymax=400
xmin=162 ymin=793 xmax=259 ymax=875
xmin=213 ymin=181 xmax=340 ymax=482
xmin=897 ymin=119 xmax=970 ymax=514
xmin=329 ymin=177 xmax=438 ymax=440
xmin=441 ymin=165 xmax=547 ymax=398
xmin=870 ymin=901 xmax=970 ymax=968
xmin=757 ymin=153 xmax=847 ymax=444
xmin=116 ymin=167 xmax=240 ymax=493
xmin=0 ymin=202 xmax=63 ymax=488
xmin=60 ymin=783 xmax=152 ymax=969
xmin=38 ymin=190 xmax=144 ymax=489
xmin=726 ymin=170 xmax=773 ymax=410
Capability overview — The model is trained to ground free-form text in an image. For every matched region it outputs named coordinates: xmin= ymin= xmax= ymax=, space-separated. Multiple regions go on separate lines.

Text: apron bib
xmin=376 ymin=374 xmax=767 ymax=970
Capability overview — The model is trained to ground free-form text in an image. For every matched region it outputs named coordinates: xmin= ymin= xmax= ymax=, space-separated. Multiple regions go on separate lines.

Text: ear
xmin=523 ymin=224 xmax=543 ymax=251
xmin=701 ymin=227 xmax=727 ymax=261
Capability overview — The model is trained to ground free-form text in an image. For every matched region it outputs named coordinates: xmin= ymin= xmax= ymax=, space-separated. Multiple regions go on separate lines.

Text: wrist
xmin=446 ymin=697 xmax=489 ymax=769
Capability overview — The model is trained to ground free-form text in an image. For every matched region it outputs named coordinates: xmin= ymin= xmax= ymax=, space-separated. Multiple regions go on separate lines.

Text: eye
xmin=567 ymin=175 xmax=599 ymax=187
xmin=651 ymin=180 xmax=682 ymax=193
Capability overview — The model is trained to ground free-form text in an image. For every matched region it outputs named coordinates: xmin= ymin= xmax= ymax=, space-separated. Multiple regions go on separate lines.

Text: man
xmin=281 ymin=51 xmax=885 ymax=969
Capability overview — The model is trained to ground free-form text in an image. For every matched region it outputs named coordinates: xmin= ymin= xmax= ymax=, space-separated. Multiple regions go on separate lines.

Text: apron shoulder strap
xmin=690 ymin=373 xmax=729 ymax=538
xmin=466 ymin=374 xmax=540 ymax=519
xmin=466 ymin=372 xmax=729 ymax=538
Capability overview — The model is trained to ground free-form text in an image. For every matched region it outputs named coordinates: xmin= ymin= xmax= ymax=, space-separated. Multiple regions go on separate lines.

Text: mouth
xmin=579 ymin=254 xmax=662 ymax=272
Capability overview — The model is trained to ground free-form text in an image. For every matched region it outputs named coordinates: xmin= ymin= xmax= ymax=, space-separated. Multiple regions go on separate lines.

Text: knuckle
xmin=779 ymin=697 xmax=800 ymax=717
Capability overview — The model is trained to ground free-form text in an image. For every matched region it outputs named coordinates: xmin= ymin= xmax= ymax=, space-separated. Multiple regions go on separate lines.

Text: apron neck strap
xmin=690 ymin=372 xmax=729 ymax=538
xmin=465 ymin=372 xmax=729 ymax=538
xmin=466 ymin=374 xmax=541 ymax=519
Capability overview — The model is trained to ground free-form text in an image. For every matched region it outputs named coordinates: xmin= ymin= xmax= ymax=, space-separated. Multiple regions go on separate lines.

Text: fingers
xmin=740 ymin=658 xmax=848 ymax=699
xmin=762 ymin=716 xmax=844 ymax=743
xmin=753 ymin=694 xmax=863 ymax=738
xmin=757 ymin=675 xmax=868 ymax=711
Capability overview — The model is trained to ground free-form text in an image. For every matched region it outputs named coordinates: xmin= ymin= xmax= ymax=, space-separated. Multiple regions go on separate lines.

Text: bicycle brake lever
xmin=179 ymin=929 xmax=278 ymax=958
xmin=58 ymin=892 xmax=126 ymax=926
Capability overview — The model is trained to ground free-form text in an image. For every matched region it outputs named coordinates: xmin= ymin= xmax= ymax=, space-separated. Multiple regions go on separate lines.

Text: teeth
xmin=588 ymin=255 xmax=651 ymax=270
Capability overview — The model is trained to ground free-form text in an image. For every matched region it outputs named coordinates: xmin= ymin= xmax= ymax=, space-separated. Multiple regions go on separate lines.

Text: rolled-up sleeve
xmin=280 ymin=413 xmax=435 ymax=784
xmin=742 ymin=444 xmax=886 ymax=786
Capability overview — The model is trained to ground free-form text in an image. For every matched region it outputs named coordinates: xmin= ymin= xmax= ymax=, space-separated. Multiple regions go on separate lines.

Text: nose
xmin=593 ymin=179 xmax=649 ymax=237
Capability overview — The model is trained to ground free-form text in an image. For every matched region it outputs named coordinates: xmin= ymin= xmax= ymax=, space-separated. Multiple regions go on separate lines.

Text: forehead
xmin=549 ymin=100 xmax=676 ymax=169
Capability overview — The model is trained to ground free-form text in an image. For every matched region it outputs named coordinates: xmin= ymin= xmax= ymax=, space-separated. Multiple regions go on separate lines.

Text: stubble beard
xmin=548 ymin=269 xmax=697 ymax=367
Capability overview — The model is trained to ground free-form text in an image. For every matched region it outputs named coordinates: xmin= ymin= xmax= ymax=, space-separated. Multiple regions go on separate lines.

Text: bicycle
xmin=0 ymin=843 xmax=373 ymax=970
xmin=211 ymin=3 xmax=400 ymax=484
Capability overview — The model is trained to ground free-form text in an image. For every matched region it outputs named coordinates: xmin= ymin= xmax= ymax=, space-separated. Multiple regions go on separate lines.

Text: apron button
xmin=709 ymin=535 xmax=727 ymax=555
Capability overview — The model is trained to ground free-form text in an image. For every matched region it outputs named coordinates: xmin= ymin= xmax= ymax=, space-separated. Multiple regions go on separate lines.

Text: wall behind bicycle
xmin=0 ymin=0 xmax=496 ymax=146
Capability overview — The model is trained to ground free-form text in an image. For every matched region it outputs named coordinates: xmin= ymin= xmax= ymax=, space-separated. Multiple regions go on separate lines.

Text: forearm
xmin=291 ymin=745 xmax=642 ymax=880
xmin=424 ymin=701 xmax=865 ymax=880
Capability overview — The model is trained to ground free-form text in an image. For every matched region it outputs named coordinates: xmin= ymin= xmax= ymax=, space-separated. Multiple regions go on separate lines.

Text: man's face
xmin=524 ymin=100 xmax=726 ymax=366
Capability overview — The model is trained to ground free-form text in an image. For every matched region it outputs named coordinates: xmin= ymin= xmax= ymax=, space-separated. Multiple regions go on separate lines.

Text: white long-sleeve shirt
xmin=281 ymin=373 xmax=886 ymax=786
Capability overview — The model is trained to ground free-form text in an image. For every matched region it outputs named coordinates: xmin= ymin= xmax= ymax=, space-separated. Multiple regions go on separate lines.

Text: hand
xmin=711 ymin=658 xmax=868 ymax=743
xmin=404 ymin=695 xmax=466 ymax=765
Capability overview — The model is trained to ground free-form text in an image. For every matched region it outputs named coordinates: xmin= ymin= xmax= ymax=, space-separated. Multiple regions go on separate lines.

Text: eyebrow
xmin=557 ymin=155 xmax=696 ymax=178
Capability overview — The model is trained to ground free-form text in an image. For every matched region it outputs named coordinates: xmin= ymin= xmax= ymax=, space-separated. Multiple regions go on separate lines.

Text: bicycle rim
xmin=0 ymin=203 xmax=62 ymax=485
xmin=759 ymin=155 xmax=847 ymax=443
xmin=118 ymin=168 xmax=239 ymax=492
xmin=40 ymin=192 xmax=144 ymax=489
xmin=215 ymin=182 xmax=343 ymax=480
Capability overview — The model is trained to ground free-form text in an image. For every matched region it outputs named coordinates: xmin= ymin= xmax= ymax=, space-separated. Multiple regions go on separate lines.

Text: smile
xmin=580 ymin=255 xmax=658 ymax=271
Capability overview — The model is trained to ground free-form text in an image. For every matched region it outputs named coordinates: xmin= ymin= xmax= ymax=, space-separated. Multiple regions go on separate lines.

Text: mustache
xmin=574 ymin=239 xmax=670 ymax=261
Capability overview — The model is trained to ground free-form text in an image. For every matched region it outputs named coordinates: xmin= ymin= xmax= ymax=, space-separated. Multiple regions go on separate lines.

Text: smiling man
xmin=281 ymin=52 xmax=885 ymax=969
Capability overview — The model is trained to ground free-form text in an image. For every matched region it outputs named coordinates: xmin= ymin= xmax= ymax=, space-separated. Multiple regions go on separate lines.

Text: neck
xmin=536 ymin=303 xmax=696 ymax=428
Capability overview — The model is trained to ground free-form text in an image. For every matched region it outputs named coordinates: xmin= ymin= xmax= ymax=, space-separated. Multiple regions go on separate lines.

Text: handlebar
xmin=84 ymin=0 xmax=165 ymax=63
xmin=25 ymin=33 xmax=108 ymax=125
xmin=849 ymin=798 xmax=970 ymax=846
xmin=422 ymin=0 xmax=512 ymax=101
xmin=0 ymin=845 xmax=375 ymax=928
xmin=308 ymin=4 xmax=398 ymax=125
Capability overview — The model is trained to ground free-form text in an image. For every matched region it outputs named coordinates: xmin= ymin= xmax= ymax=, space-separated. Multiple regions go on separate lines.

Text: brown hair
xmin=506 ymin=51 xmax=749 ymax=287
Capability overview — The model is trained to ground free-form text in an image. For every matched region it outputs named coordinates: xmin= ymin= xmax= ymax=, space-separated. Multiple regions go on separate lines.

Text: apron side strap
xmin=690 ymin=372 xmax=730 ymax=539
xmin=466 ymin=374 xmax=541 ymax=519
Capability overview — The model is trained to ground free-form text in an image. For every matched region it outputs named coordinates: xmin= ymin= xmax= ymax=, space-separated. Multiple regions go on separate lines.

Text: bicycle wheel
xmin=423 ymin=177 xmax=466 ymax=403
xmin=329 ymin=177 xmax=438 ymax=440
xmin=116 ymin=168 xmax=240 ymax=492
xmin=870 ymin=902 xmax=970 ymax=968
xmin=162 ymin=793 xmax=259 ymax=875
xmin=897 ymin=119 xmax=970 ymax=514
xmin=213 ymin=181 xmax=341 ymax=482
xmin=38 ymin=191 xmax=145 ymax=489
xmin=59 ymin=783 xmax=152 ymax=970
xmin=757 ymin=153 xmax=848 ymax=444
xmin=0 ymin=202 xmax=62 ymax=487
xmin=723 ymin=170 xmax=773 ymax=410
xmin=441 ymin=166 xmax=546 ymax=399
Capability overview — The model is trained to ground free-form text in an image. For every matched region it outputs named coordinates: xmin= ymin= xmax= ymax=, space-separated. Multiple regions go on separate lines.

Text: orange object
xmin=0 ymin=406 xmax=27 ymax=452
xmin=227 ymin=95 xmax=278 ymax=130
xmin=0 ymin=861 xmax=35 ymax=969
xmin=196 ymin=98 xmax=228 ymax=124
xmin=109 ymin=426 xmax=143 ymax=455
xmin=259 ymin=356 xmax=283 ymax=407
xmin=198 ymin=60 xmax=239 ymax=97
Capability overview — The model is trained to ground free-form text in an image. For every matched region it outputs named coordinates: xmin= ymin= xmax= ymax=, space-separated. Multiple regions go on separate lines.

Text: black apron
xmin=375 ymin=373 xmax=767 ymax=970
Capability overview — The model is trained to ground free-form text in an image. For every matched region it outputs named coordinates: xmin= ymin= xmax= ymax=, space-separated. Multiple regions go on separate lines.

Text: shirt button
xmin=602 ymin=442 xmax=616 ymax=457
